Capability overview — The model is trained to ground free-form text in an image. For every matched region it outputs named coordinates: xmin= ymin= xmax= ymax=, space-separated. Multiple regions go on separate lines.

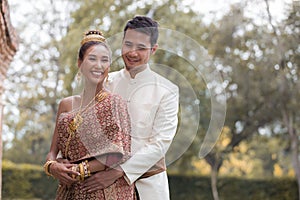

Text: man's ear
xmin=151 ymin=44 xmax=158 ymax=55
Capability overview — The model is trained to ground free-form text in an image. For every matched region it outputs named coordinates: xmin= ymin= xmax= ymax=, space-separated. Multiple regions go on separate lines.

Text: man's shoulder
xmin=109 ymin=69 xmax=123 ymax=78
xmin=107 ymin=69 xmax=124 ymax=84
xmin=151 ymin=70 xmax=179 ymax=91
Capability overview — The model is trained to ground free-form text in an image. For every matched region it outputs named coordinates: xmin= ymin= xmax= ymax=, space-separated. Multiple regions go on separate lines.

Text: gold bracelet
xmin=83 ymin=160 xmax=91 ymax=178
xmin=79 ymin=163 xmax=84 ymax=181
xmin=43 ymin=160 xmax=57 ymax=177
xmin=87 ymin=162 xmax=91 ymax=177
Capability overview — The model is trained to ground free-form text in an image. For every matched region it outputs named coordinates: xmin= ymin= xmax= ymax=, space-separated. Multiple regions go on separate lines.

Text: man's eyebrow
xmin=124 ymin=40 xmax=147 ymax=46
xmin=137 ymin=43 xmax=147 ymax=47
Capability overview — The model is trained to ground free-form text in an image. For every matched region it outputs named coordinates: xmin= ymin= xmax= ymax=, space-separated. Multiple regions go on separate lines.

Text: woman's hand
xmin=56 ymin=158 xmax=71 ymax=164
xmin=49 ymin=162 xmax=80 ymax=186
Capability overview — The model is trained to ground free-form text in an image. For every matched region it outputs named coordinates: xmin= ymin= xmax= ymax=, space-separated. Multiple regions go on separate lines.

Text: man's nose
xmin=128 ymin=48 xmax=138 ymax=56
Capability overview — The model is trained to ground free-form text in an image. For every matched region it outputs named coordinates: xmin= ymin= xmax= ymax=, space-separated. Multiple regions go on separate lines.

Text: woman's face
xmin=78 ymin=44 xmax=110 ymax=85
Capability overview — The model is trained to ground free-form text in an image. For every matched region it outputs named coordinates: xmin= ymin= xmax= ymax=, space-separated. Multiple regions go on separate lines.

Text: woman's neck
xmin=81 ymin=85 xmax=103 ymax=106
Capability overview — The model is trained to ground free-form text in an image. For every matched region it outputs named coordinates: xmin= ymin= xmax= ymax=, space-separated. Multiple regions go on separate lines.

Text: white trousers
xmin=135 ymin=171 xmax=170 ymax=200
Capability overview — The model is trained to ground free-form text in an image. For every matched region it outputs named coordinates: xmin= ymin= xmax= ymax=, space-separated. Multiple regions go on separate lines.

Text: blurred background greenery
xmin=2 ymin=0 xmax=300 ymax=199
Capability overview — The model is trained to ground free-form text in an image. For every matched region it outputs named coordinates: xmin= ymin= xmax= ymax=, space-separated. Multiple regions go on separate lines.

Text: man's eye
xmin=137 ymin=47 xmax=147 ymax=51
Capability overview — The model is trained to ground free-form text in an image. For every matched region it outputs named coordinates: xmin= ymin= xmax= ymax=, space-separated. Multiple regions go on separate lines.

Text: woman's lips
xmin=91 ymin=71 xmax=103 ymax=75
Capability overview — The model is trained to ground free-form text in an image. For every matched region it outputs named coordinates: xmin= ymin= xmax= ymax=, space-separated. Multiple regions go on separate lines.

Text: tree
xmin=266 ymin=0 xmax=300 ymax=197
xmin=0 ymin=0 xmax=19 ymax=196
xmin=3 ymin=0 xmax=75 ymax=164
xmin=4 ymin=0 xmax=299 ymax=199
xmin=199 ymin=2 xmax=294 ymax=199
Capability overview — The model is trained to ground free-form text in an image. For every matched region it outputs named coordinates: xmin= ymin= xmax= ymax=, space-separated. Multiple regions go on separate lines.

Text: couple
xmin=44 ymin=15 xmax=179 ymax=200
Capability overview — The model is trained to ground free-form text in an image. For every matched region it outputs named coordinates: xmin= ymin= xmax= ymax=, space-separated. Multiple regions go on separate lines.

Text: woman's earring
xmin=76 ymin=71 xmax=81 ymax=82
xmin=106 ymin=75 xmax=109 ymax=85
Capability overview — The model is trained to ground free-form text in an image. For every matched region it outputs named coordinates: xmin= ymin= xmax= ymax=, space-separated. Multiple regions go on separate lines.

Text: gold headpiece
xmin=81 ymin=30 xmax=106 ymax=46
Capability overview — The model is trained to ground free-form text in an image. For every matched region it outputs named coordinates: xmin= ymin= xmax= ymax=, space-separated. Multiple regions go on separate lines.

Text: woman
xmin=44 ymin=30 xmax=136 ymax=199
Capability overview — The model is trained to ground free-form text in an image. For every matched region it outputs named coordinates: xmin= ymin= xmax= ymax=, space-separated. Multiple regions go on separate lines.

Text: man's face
xmin=121 ymin=28 xmax=157 ymax=70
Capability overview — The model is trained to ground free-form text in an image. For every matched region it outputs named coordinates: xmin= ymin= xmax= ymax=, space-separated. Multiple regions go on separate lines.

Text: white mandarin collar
xmin=122 ymin=64 xmax=152 ymax=82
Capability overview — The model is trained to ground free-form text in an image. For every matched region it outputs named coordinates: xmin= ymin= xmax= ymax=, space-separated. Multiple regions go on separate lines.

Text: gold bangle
xmin=83 ymin=160 xmax=91 ymax=178
xmin=79 ymin=163 xmax=84 ymax=181
xmin=43 ymin=160 xmax=57 ymax=177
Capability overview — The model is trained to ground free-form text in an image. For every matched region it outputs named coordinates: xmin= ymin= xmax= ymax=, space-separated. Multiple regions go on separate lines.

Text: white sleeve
xmin=120 ymin=85 xmax=179 ymax=184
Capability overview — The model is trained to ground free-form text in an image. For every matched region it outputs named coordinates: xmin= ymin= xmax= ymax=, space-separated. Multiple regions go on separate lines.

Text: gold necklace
xmin=68 ymin=89 xmax=108 ymax=132
xmin=65 ymin=89 xmax=108 ymax=158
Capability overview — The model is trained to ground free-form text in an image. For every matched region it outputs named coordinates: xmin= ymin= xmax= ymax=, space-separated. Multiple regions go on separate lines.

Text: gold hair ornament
xmin=81 ymin=30 xmax=106 ymax=45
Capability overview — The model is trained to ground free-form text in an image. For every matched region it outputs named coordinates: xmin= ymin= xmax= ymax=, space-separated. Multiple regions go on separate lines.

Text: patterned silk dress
xmin=56 ymin=93 xmax=135 ymax=200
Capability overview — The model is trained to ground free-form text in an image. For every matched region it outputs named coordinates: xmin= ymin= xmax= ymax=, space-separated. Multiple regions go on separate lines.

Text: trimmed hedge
xmin=2 ymin=160 xmax=57 ymax=199
xmin=169 ymin=175 xmax=298 ymax=200
xmin=2 ymin=161 xmax=298 ymax=199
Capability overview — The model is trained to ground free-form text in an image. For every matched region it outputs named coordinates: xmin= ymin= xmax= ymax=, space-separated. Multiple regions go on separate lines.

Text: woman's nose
xmin=96 ymin=61 xmax=104 ymax=69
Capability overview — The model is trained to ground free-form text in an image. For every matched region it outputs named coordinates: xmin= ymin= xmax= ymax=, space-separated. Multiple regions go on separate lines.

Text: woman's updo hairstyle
xmin=78 ymin=30 xmax=111 ymax=62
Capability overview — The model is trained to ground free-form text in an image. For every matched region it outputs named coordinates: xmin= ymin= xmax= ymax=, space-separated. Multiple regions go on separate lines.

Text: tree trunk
xmin=211 ymin=163 xmax=220 ymax=200
xmin=282 ymin=109 xmax=300 ymax=200
xmin=205 ymin=153 xmax=222 ymax=200
xmin=291 ymin=132 xmax=300 ymax=200
xmin=0 ymin=0 xmax=19 ymax=198
xmin=0 ymin=102 xmax=3 ymax=198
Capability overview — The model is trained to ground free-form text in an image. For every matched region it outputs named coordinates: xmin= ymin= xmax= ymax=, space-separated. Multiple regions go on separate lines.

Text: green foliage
xmin=194 ymin=0 xmax=299 ymax=179
xmin=169 ymin=175 xmax=298 ymax=200
xmin=4 ymin=0 xmax=300 ymax=194
xmin=3 ymin=0 xmax=70 ymax=165
xmin=2 ymin=160 xmax=297 ymax=199
xmin=59 ymin=0 xmax=207 ymax=93
xmin=2 ymin=160 xmax=57 ymax=199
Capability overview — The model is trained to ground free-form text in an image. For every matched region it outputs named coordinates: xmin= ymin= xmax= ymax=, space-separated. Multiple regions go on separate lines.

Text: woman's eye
xmin=125 ymin=43 xmax=132 ymax=47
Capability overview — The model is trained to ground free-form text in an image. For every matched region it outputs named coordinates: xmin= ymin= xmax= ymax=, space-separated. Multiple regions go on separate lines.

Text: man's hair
xmin=124 ymin=15 xmax=159 ymax=47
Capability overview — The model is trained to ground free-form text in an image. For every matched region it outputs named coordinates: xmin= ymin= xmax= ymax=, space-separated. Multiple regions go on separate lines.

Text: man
xmin=83 ymin=15 xmax=179 ymax=200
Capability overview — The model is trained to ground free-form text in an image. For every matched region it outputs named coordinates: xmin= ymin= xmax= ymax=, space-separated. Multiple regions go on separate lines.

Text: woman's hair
xmin=123 ymin=16 xmax=159 ymax=47
xmin=78 ymin=30 xmax=111 ymax=62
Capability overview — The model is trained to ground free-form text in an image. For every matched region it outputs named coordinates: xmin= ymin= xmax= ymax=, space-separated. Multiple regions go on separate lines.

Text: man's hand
xmin=56 ymin=158 xmax=71 ymax=164
xmin=81 ymin=166 xmax=124 ymax=193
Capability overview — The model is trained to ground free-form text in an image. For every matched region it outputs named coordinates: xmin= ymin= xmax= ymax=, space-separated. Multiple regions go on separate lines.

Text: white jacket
xmin=107 ymin=65 xmax=179 ymax=200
